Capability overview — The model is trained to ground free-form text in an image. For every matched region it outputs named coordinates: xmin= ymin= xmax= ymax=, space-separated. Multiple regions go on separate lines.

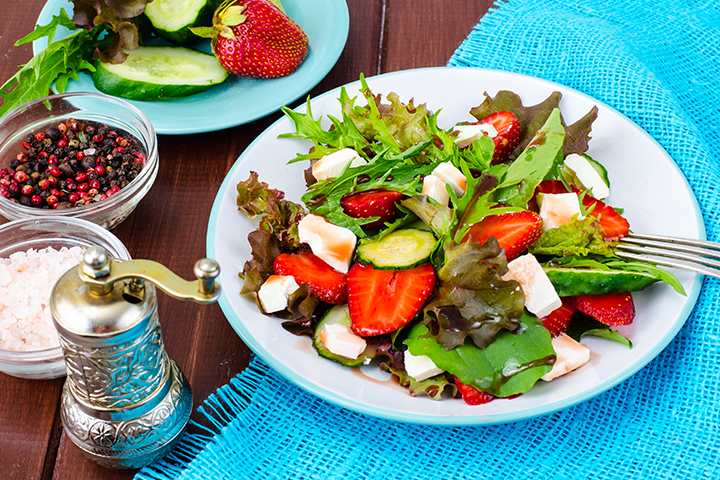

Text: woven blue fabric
xmin=136 ymin=1 xmax=720 ymax=479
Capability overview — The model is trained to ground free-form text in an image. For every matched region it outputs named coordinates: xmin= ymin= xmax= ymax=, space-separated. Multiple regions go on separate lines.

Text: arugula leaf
xmin=0 ymin=10 xmax=108 ymax=118
xmin=301 ymin=146 xmax=435 ymax=237
xmin=406 ymin=314 xmax=555 ymax=397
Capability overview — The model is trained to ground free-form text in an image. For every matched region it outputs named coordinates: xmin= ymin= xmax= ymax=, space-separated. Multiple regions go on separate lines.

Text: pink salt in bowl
xmin=0 ymin=217 xmax=130 ymax=379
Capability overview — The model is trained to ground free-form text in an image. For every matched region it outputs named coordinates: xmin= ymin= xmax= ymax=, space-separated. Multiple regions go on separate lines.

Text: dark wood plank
xmin=0 ymin=2 xmax=67 ymax=479
xmin=382 ymin=0 xmax=491 ymax=71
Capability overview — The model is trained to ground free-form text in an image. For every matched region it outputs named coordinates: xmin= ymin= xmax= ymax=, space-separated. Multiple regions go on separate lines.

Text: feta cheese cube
xmin=319 ymin=323 xmax=367 ymax=360
xmin=541 ymin=333 xmax=591 ymax=381
xmin=453 ymin=123 xmax=498 ymax=148
xmin=311 ymin=148 xmax=365 ymax=181
xmin=298 ymin=214 xmax=357 ymax=273
xmin=258 ymin=275 xmax=300 ymax=313
xmin=431 ymin=162 xmax=467 ymax=197
xmin=563 ymin=153 xmax=610 ymax=200
xmin=422 ymin=174 xmax=450 ymax=205
xmin=404 ymin=350 xmax=444 ymax=381
xmin=537 ymin=192 xmax=585 ymax=231
xmin=502 ymin=253 xmax=562 ymax=318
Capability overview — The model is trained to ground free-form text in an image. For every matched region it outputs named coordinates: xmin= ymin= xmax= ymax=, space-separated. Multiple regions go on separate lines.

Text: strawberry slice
xmin=476 ymin=111 xmax=521 ymax=164
xmin=579 ymin=194 xmax=630 ymax=240
xmin=571 ymin=293 xmax=635 ymax=326
xmin=347 ymin=262 xmax=435 ymax=336
xmin=454 ymin=377 xmax=495 ymax=405
xmin=533 ymin=180 xmax=629 ymax=240
xmin=273 ymin=252 xmax=347 ymax=304
xmin=463 ymin=210 xmax=543 ymax=260
xmin=540 ymin=299 xmax=576 ymax=336
xmin=341 ymin=189 xmax=404 ymax=229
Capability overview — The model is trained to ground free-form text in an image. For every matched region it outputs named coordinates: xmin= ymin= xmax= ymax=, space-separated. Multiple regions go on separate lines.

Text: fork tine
xmin=617 ymin=233 xmax=720 ymax=279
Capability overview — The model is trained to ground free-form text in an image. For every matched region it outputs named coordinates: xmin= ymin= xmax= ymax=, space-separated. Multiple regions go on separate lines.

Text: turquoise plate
xmin=33 ymin=0 xmax=349 ymax=135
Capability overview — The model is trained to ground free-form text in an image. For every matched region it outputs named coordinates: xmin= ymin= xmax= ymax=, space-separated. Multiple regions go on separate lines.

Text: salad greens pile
xmin=236 ymin=74 xmax=683 ymax=402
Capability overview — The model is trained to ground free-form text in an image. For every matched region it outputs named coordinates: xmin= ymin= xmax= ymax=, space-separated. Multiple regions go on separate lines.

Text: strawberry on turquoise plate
xmin=33 ymin=0 xmax=349 ymax=135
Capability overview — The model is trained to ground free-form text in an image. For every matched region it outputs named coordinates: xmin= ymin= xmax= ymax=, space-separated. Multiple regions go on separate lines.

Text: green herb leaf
xmin=566 ymin=312 xmax=632 ymax=348
xmin=406 ymin=314 xmax=555 ymax=398
xmin=529 ymin=215 xmax=617 ymax=257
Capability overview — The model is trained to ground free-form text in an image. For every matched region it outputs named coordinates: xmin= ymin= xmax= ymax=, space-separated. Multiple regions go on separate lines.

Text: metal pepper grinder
xmin=50 ymin=245 xmax=221 ymax=469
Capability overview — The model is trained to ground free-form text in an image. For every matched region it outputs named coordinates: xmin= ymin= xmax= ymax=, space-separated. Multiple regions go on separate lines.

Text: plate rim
xmin=33 ymin=0 xmax=350 ymax=135
xmin=207 ymin=66 xmax=705 ymax=426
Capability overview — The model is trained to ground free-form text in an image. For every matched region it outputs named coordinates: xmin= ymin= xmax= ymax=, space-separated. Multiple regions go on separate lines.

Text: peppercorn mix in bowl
xmin=0 ymin=217 xmax=132 ymax=379
xmin=0 ymin=93 xmax=158 ymax=229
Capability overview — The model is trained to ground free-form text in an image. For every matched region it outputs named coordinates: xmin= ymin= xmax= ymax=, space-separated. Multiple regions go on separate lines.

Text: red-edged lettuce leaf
xmin=469 ymin=90 xmax=598 ymax=159
xmin=406 ymin=315 xmax=555 ymax=397
xmin=236 ymin=172 xmax=306 ymax=290
xmin=380 ymin=364 xmax=457 ymax=401
xmin=422 ymin=238 xmax=526 ymax=350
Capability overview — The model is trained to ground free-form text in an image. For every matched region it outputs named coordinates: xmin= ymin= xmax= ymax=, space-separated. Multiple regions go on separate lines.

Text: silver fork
xmin=616 ymin=233 xmax=720 ymax=279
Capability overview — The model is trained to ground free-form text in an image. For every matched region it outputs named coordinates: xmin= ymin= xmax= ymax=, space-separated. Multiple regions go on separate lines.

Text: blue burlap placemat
xmin=136 ymin=1 xmax=720 ymax=478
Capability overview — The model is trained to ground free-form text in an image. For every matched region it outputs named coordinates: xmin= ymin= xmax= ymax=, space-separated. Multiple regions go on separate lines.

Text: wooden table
xmin=0 ymin=1 xmax=492 ymax=478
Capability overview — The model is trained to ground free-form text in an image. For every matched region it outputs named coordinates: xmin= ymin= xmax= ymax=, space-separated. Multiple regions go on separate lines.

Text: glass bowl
xmin=0 ymin=92 xmax=158 ymax=229
xmin=0 ymin=217 xmax=131 ymax=379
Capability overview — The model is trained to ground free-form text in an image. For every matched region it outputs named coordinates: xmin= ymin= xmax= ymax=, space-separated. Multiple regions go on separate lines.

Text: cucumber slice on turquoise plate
xmin=92 ymin=46 xmax=229 ymax=101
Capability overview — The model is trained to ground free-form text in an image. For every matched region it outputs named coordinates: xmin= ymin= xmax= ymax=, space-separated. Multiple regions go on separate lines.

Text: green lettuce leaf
xmin=529 ymin=215 xmax=617 ymax=257
xmin=406 ymin=314 xmax=555 ymax=397
xmin=493 ymin=108 xmax=566 ymax=208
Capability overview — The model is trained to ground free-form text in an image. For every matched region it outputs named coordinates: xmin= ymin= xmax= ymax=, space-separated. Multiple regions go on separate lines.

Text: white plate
xmin=207 ymin=67 xmax=704 ymax=425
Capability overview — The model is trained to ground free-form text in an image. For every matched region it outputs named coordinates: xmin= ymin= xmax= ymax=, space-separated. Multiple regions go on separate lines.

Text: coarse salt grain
xmin=0 ymin=246 xmax=84 ymax=352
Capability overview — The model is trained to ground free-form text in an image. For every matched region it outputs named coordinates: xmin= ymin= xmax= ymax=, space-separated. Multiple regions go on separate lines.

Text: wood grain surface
xmin=0 ymin=1 xmax=491 ymax=478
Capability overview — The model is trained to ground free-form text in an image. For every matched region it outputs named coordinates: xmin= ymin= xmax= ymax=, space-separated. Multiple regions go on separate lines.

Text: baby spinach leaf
xmin=406 ymin=314 xmax=555 ymax=398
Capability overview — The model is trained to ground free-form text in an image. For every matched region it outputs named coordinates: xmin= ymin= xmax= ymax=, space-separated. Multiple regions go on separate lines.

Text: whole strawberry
xmin=193 ymin=0 xmax=308 ymax=78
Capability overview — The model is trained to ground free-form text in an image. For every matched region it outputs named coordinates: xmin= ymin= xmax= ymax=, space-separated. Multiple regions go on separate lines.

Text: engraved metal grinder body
xmin=50 ymin=246 xmax=221 ymax=469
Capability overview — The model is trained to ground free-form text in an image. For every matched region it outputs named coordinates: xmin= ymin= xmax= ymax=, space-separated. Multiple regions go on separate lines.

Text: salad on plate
xmin=234 ymin=74 xmax=684 ymax=405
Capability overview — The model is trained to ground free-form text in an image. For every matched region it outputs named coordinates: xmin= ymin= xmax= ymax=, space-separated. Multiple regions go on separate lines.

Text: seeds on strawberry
xmin=341 ymin=189 xmax=404 ymax=229
xmin=196 ymin=0 xmax=309 ymax=79
xmin=571 ymin=292 xmax=635 ymax=326
xmin=540 ymin=299 xmax=576 ymax=336
xmin=273 ymin=252 xmax=347 ymax=304
xmin=463 ymin=210 xmax=543 ymax=260
xmin=476 ymin=111 xmax=521 ymax=164
xmin=348 ymin=262 xmax=435 ymax=336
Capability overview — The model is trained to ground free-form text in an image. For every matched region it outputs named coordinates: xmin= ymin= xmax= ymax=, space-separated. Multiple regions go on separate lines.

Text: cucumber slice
xmin=543 ymin=266 xmax=659 ymax=296
xmin=356 ymin=229 xmax=436 ymax=270
xmin=313 ymin=305 xmax=373 ymax=367
xmin=92 ymin=46 xmax=229 ymax=101
xmin=145 ymin=0 xmax=214 ymax=45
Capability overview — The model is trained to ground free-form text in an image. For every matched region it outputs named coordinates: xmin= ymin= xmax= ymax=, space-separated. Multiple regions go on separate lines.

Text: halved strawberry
xmin=540 ymin=299 xmax=576 ymax=336
xmin=579 ymin=194 xmax=630 ymax=240
xmin=347 ymin=262 xmax=435 ymax=336
xmin=273 ymin=252 xmax=347 ymax=304
xmin=454 ymin=377 xmax=495 ymax=405
xmin=533 ymin=180 xmax=629 ymax=240
xmin=341 ymin=189 xmax=404 ymax=229
xmin=463 ymin=210 xmax=543 ymax=260
xmin=571 ymin=293 xmax=635 ymax=326
xmin=476 ymin=111 xmax=521 ymax=164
